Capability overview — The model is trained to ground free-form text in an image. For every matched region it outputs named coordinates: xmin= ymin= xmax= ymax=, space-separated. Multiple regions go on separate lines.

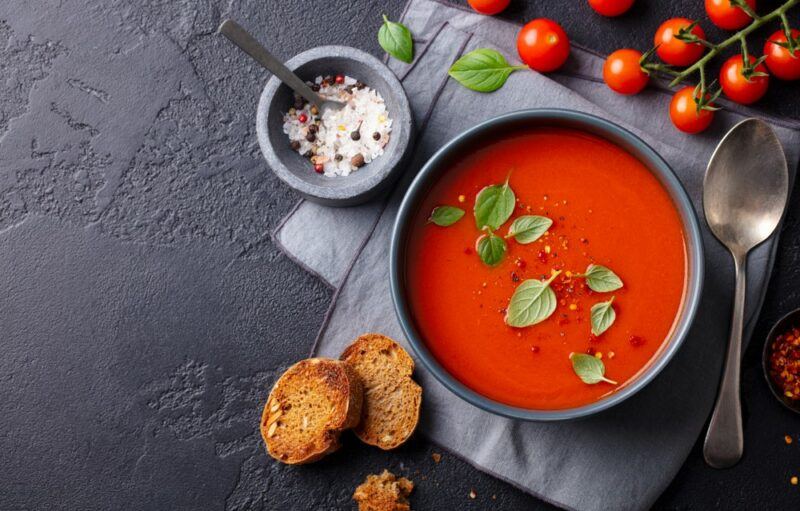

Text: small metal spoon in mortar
xmin=217 ymin=19 xmax=344 ymax=114
xmin=703 ymin=118 xmax=789 ymax=469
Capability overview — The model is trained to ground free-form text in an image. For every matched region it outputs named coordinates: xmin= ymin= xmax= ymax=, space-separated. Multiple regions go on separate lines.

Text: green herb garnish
xmin=476 ymin=230 xmax=507 ymax=266
xmin=579 ymin=264 xmax=623 ymax=292
xmin=378 ymin=14 xmax=413 ymax=63
xmin=505 ymin=271 xmax=562 ymax=328
xmin=506 ymin=215 xmax=552 ymax=244
xmin=429 ymin=206 xmax=465 ymax=227
xmin=474 ymin=176 xmax=515 ymax=230
xmin=570 ymin=353 xmax=617 ymax=385
xmin=590 ymin=297 xmax=616 ymax=336
xmin=448 ymin=48 xmax=527 ymax=92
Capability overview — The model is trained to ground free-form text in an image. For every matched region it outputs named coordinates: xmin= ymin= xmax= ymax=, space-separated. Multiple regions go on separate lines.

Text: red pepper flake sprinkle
xmin=768 ymin=327 xmax=800 ymax=400
xmin=586 ymin=347 xmax=596 ymax=356
xmin=464 ymin=247 xmax=472 ymax=255
xmin=629 ymin=335 xmax=645 ymax=347
xmin=515 ymin=258 xmax=526 ymax=269
xmin=537 ymin=250 xmax=548 ymax=263
xmin=588 ymin=334 xmax=600 ymax=344
xmin=531 ymin=345 xmax=540 ymax=354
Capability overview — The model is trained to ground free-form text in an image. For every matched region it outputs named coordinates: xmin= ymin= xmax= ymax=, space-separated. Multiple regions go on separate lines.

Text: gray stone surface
xmin=1 ymin=1 xmax=799 ymax=510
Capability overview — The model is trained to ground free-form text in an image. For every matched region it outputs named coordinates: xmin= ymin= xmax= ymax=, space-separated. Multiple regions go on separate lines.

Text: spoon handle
xmin=703 ymin=251 xmax=746 ymax=468
xmin=217 ymin=19 xmax=323 ymax=107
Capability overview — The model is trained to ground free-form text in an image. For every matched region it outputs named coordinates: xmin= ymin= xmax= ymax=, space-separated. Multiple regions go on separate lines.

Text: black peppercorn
xmin=351 ymin=153 xmax=365 ymax=168
xmin=310 ymin=84 xmax=320 ymax=92
xmin=306 ymin=133 xmax=316 ymax=142
xmin=335 ymin=154 xmax=343 ymax=161
xmin=290 ymin=141 xmax=301 ymax=151
xmin=372 ymin=132 xmax=381 ymax=141
xmin=308 ymin=124 xmax=318 ymax=134
xmin=355 ymin=81 xmax=366 ymax=89
xmin=350 ymin=130 xmax=361 ymax=141
xmin=304 ymin=150 xmax=313 ymax=158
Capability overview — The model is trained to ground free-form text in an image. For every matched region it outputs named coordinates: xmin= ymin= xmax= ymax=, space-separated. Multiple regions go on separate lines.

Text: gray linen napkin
xmin=273 ymin=1 xmax=800 ymax=509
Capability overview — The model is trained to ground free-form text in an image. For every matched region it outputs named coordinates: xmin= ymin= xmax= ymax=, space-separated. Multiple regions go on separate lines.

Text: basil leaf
xmin=582 ymin=264 xmax=623 ymax=292
xmin=571 ymin=353 xmax=617 ymax=385
xmin=378 ymin=15 xmax=413 ymax=63
xmin=476 ymin=232 xmax=507 ymax=267
xmin=448 ymin=48 xmax=526 ymax=92
xmin=429 ymin=206 xmax=465 ymax=227
xmin=506 ymin=215 xmax=552 ymax=244
xmin=474 ymin=179 xmax=515 ymax=230
xmin=590 ymin=297 xmax=616 ymax=336
xmin=505 ymin=271 xmax=561 ymax=328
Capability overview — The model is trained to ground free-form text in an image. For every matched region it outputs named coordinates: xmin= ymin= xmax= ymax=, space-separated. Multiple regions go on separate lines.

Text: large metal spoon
xmin=217 ymin=19 xmax=344 ymax=113
xmin=703 ymin=118 xmax=789 ymax=468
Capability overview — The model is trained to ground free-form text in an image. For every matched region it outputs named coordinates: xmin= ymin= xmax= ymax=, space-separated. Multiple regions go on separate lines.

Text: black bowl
xmin=762 ymin=308 xmax=800 ymax=414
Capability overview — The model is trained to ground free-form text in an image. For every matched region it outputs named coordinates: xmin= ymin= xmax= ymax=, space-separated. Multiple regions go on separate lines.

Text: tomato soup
xmin=406 ymin=128 xmax=686 ymax=410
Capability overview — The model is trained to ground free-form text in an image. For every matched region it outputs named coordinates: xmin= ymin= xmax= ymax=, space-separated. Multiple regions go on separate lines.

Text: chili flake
xmin=768 ymin=326 xmax=800 ymax=401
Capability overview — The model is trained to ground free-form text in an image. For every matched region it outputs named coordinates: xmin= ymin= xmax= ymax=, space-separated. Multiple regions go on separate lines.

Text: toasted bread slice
xmin=340 ymin=334 xmax=422 ymax=450
xmin=353 ymin=470 xmax=414 ymax=511
xmin=261 ymin=358 xmax=363 ymax=464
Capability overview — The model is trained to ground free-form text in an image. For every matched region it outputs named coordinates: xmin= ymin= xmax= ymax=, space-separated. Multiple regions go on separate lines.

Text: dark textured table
xmin=2 ymin=1 xmax=799 ymax=509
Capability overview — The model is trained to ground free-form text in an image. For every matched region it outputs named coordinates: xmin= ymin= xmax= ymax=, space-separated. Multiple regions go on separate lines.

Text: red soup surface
xmin=406 ymin=128 xmax=687 ymax=410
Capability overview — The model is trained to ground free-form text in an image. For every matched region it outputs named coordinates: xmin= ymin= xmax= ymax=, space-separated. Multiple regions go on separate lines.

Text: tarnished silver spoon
xmin=703 ymin=118 xmax=789 ymax=468
xmin=217 ymin=19 xmax=344 ymax=114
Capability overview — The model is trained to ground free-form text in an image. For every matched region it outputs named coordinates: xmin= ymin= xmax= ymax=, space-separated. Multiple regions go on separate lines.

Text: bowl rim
xmin=762 ymin=307 xmax=800 ymax=415
xmin=389 ymin=108 xmax=705 ymax=421
xmin=255 ymin=45 xmax=413 ymax=205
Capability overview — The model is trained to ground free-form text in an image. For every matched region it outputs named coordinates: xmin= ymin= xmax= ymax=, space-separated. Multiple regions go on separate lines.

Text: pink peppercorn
xmin=335 ymin=74 xmax=345 ymax=84
xmin=298 ymin=113 xmax=308 ymax=123
xmin=313 ymin=164 xmax=324 ymax=173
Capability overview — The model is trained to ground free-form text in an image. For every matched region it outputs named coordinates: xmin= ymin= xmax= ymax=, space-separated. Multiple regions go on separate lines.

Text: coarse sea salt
xmin=282 ymin=75 xmax=392 ymax=177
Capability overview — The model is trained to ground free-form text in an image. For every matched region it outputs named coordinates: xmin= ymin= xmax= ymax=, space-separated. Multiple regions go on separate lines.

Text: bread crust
xmin=340 ymin=334 xmax=422 ymax=450
xmin=261 ymin=358 xmax=363 ymax=464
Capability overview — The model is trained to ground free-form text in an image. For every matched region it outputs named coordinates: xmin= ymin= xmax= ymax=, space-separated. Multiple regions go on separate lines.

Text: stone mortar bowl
xmin=256 ymin=46 xmax=414 ymax=207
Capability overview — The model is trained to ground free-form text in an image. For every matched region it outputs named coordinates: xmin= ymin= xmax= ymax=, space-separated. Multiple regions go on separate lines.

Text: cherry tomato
xmin=588 ymin=0 xmax=635 ymax=17
xmin=705 ymin=0 xmax=756 ymax=31
xmin=603 ymin=49 xmax=649 ymax=94
xmin=764 ymin=29 xmax=800 ymax=81
xmin=468 ymin=0 xmax=510 ymax=15
xmin=517 ymin=18 xmax=570 ymax=72
xmin=670 ymin=86 xmax=715 ymax=134
xmin=720 ymin=54 xmax=769 ymax=104
xmin=654 ymin=18 xmax=706 ymax=67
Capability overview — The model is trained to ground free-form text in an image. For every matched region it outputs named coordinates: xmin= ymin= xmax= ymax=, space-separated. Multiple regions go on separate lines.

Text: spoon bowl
xmin=702 ymin=118 xmax=789 ymax=468
xmin=704 ymin=119 xmax=789 ymax=252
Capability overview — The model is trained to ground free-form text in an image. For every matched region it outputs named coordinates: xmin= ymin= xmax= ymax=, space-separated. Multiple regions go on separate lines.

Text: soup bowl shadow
xmin=390 ymin=109 xmax=704 ymax=421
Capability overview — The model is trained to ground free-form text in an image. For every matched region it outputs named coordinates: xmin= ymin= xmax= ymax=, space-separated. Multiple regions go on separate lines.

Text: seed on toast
xmin=341 ymin=334 xmax=422 ymax=450
xmin=353 ymin=469 xmax=414 ymax=511
xmin=261 ymin=358 xmax=363 ymax=464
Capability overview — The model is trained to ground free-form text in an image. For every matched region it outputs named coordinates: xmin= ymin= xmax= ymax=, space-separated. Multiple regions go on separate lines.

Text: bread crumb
xmin=353 ymin=470 xmax=414 ymax=511
xmin=431 ymin=452 xmax=442 ymax=464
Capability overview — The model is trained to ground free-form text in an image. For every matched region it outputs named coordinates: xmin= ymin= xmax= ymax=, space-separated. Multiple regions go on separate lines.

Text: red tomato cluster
xmin=600 ymin=1 xmax=799 ymax=135
xmin=463 ymin=0 xmax=798 ymax=136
